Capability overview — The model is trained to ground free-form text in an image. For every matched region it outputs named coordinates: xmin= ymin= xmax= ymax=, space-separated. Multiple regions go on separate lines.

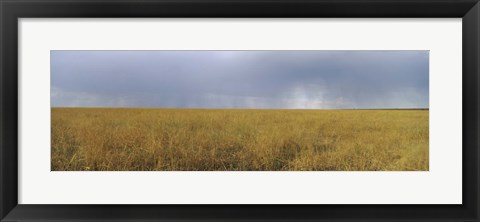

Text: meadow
xmin=51 ymin=108 xmax=428 ymax=171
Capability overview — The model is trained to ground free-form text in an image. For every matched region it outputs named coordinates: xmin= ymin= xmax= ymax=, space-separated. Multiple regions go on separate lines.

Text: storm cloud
xmin=51 ymin=50 xmax=429 ymax=109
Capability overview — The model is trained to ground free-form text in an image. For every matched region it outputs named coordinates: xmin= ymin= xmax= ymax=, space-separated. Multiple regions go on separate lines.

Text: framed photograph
xmin=1 ymin=0 xmax=479 ymax=221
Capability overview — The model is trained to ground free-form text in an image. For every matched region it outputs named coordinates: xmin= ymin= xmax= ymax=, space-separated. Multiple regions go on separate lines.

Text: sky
xmin=51 ymin=50 xmax=429 ymax=109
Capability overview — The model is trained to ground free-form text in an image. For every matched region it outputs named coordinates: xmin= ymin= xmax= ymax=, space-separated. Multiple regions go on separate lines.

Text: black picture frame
xmin=1 ymin=0 xmax=479 ymax=221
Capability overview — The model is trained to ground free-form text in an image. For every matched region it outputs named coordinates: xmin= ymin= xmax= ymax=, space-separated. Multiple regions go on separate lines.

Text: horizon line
xmin=51 ymin=107 xmax=429 ymax=110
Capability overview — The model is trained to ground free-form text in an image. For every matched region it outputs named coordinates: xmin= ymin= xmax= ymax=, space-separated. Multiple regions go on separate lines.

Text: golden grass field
xmin=51 ymin=108 xmax=428 ymax=171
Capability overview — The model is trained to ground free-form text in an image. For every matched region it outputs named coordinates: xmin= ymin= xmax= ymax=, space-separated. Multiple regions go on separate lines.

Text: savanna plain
xmin=51 ymin=108 xmax=428 ymax=171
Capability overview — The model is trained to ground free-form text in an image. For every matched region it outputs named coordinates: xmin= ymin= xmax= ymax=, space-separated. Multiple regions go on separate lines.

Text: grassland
xmin=51 ymin=108 xmax=428 ymax=171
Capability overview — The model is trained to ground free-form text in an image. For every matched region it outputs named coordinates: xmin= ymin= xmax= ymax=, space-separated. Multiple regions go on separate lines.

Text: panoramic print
xmin=51 ymin=50 xmax=429 ymax=171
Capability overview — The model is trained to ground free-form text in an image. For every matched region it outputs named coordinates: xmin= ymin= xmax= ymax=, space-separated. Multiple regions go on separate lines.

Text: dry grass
xmin=51 ymin=108 xmax=428 ymax=171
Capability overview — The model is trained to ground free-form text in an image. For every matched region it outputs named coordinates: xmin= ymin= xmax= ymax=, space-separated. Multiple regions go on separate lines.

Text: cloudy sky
xmin=51 ymin=50 xmax=428 ymax=109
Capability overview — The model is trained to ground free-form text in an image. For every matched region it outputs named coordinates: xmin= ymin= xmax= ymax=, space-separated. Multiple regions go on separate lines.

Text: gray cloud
xmin=51 ymin=50 xmax=428 ymax=109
